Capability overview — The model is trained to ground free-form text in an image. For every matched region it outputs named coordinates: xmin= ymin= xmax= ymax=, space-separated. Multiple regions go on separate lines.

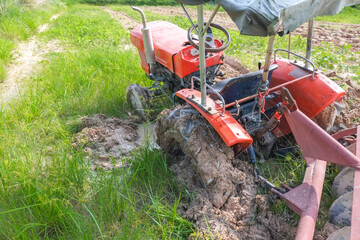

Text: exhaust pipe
xmin=131 ymin=6 xmax=155 ymax=73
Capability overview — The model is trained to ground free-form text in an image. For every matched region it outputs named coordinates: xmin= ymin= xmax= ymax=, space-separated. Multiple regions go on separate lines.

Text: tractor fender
xmin=175 ymin=88 xmax=253 ymax=152
xmin=268 ymin=58 xmax=345 ymax=137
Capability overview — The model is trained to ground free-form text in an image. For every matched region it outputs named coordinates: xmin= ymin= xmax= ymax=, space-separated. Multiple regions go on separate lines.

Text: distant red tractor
xmin=128 ymin=1 xmax=360 ymax=239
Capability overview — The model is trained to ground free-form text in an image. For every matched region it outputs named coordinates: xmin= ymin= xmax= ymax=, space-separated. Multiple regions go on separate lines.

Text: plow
xmin=127 ymin=0 xmax=360 ymax=239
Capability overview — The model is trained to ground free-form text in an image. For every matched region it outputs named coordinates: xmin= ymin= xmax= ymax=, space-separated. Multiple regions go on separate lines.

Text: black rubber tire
xmin=328 ymin=191 xmax=352 ymax=227
xmin=126 ymin=84 xmax=150 ymax=120
xmin=332 ymin=167 xmax=354 ymax=199
xmin=155 ymin=105 xmax=246 ymax=208
xmin=326 ymin=227 xmax=350 ymax=240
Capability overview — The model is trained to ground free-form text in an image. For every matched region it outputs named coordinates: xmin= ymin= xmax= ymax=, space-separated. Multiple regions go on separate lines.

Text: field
xmin=0 ymin=0 xmax=359 ymax=239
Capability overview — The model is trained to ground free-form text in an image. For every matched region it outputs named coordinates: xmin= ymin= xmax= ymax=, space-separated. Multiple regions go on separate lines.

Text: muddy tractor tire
xmin=126 ymin=84 xmax=150 ymax=120
xmin=155 ymin=106 xmax=246 ymax=208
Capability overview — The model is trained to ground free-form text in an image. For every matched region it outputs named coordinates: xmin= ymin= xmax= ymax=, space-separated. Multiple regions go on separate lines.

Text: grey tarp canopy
xmin=175 ymin=0 xmax=360 ymax=36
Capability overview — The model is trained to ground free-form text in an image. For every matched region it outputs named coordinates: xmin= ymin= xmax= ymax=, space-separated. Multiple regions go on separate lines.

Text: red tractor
xmin=128 ymin=1 xmax=360 ymax=239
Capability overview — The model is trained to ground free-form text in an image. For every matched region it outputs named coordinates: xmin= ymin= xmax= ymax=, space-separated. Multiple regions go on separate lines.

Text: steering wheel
xmin=187 ymin=22 xmax=231 ymax=53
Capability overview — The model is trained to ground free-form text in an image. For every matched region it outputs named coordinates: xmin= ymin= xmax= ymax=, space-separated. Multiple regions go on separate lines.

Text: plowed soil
xmin=73 ymin=114 xmax=141 ymax=170
xmin=156 ymin=106 xmax=297 ymax=239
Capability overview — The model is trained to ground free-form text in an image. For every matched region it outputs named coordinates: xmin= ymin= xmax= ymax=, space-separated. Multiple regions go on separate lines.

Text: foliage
xmin=1 ymin=1 xmax=360 ymax=238
xmin=0 ymin=4 xmax=193 ymax=239
xmin=0 ymin=0 xmax=63 ymax=80
xmin=79 ymin=0 xmax=178 ymax=6
xmin=315 ymin=6 xmax=360 ymax=24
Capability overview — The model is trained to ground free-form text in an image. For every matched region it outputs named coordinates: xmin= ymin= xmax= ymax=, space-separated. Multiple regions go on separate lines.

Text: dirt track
xmin=0 ymin=13 xmax=62 ymax=106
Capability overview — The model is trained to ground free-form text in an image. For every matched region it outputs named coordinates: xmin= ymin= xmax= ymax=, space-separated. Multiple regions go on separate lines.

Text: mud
xmin=156 ymin=106 xmax=296 ymax=239
xmin=215 ymin=56 xmax=250 ymax=81
xmin=73 ymin=114 xmax=142 ymax=170
xmin=334 ymin=86 xmax=360 ymax=127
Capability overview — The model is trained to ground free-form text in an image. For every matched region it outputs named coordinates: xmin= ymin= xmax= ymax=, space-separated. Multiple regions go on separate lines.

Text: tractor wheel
xmin=327 ymin=226 xmax=351 ymax=240
xmin=328 ymin=191 xmax=352 ymax=226
xmin=155 ymin=105 xmax=246 ymax=208
xmin=332 ymin=167 xmax=354 ymax=199
xmin=126 ymin=84 xmax=150 ymax=120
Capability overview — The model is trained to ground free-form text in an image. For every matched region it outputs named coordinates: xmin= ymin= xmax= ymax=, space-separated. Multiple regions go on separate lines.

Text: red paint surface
xmin=350 ymin=126 xmax=360 ymax=240
xmin=176 ymin=89 xmax=253 ymax=150
xmin=131 ymin=21 xmax=224 ymax=78
xmin=268 ymin=58 xmax=346 ymax=137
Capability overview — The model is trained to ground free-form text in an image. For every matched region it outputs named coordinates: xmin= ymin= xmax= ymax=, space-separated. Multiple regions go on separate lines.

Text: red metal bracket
xmin=272 ymin=158 xmax=327 ymax=240
xmin=350 ymin=126 xmax=360 ymax=240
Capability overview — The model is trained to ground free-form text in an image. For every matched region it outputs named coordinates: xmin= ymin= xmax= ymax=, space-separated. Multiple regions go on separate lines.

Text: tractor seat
xmin=210 ymin=64 xmax=278 ymax=104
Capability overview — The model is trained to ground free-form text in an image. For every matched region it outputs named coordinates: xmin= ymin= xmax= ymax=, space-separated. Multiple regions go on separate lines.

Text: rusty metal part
xmin=332 ymin=127 xmax=358 ymax=145
xmin=256 ymin=87 xmax=296 ymax=140
xmin=256 ymin=108 xmax=282 ymax=140
xmin=281 ymin=87 xmax=296 ymax=110
xmin=350 ymin=126 xmax=360 ymax=240
xmin=187 ymin=94 xmax=218 ymax=115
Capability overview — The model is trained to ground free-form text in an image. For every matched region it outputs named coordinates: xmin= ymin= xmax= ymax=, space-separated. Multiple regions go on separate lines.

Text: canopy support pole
xmin=305 ymin=19 xmax=314 ymax=69
xmin=288 ymin=33 xmax=291 ymax=59
xmin=260 ymin=35 xmax=275 ymax=91
xmin=197 ymin=5 xmax=207 ymax=106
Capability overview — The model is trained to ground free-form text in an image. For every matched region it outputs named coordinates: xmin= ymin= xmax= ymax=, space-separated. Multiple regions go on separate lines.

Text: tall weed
xmin=0 ymin=5 xmax=192 ymax=238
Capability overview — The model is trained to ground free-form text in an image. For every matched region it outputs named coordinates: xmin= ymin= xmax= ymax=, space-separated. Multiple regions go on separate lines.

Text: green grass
xmin=0 ymin=4 xmax=193 ymax=239
xmin=0 ymin=0 xmax=64 ymax=80
xmin=315 ymin=6 xmax=360 ymax=24
xmin=1 ymin=2 xmax=359 ymax=238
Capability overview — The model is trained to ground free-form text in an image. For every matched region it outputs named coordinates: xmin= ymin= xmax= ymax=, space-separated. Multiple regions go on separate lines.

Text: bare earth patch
xmin=73 ymin=114 xmax=142 ymax=170
xmin=101 ymin=6 xmax=140 ymax=31
xmin=335 ymin=86 xmax=360 ymax=128
xmin=0 ymin=38 xmax=62 ymax=105
xmin=293 ymin=22 xmax=360 ymax=52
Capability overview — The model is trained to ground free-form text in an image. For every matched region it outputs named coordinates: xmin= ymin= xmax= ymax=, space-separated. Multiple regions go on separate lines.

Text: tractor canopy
xmin=175 ymin=0 xmax=360 ymax=36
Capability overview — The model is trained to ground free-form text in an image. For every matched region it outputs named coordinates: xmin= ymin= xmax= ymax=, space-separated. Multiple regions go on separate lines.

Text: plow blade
xmin=272 ymin=158 xmax=327 ymax=240
xmin=280 ymin=106 xmax=360 ymax=240
xmin=350 ymin=127 xmax=360 ymax=240
xmin=283 ymin=108 xmax=360 ymax=168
